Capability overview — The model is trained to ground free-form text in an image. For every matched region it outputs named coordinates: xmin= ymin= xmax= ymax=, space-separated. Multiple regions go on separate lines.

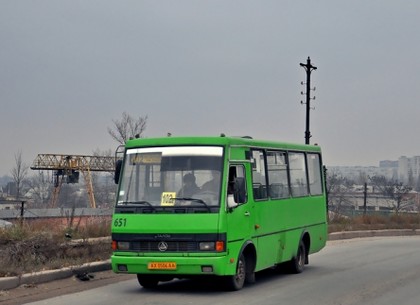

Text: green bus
xmin=111 ymin=135 xmax=328 ymax=290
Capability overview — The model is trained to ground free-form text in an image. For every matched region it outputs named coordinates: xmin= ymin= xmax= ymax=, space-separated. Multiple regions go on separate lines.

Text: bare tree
xmin=26 ymin=171 xmax=53 ymax=208
xmin=369 ymin=175 xmax=412 ymax=213
xmin=107 ymin=112 xmax=148 ymax=144
xmin=326 ymin=169 xmax=354 ymax=217
xmin=10 ymin=150 xmax=29 ymax=200
xmin=91 ymin=148 xmax=115 ymax=208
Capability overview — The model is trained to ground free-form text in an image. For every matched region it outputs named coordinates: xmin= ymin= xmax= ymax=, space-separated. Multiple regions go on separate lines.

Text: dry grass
xmin=328 ymin=213 xmax=420 ymax=233
xmin=0 ymin=217 xmax=112 ymax=277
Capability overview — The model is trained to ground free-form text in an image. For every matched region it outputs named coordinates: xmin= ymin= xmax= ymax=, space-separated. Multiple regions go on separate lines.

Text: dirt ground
xmin=0 ymin=271 xmax=134 ymax=305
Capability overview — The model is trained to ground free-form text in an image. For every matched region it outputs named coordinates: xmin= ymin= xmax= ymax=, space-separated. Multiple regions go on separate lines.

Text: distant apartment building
xmin=330 ymin=156 xmax=420 ymax=185
xmin=398 ymin=156 xmax=420 ymax=183
xmin=328 ymin=165 xmax=397 ymax=182
xmin=379 ymin=160 xmax=398 ymax=168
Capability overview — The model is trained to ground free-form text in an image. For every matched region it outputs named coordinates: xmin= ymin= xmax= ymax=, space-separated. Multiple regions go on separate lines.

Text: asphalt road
xmin=6 ymin=236 xmax=420 ymax=305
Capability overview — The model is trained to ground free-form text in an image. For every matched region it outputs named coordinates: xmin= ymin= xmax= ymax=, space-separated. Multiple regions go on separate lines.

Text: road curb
xmin=1 ymin=230 xmax=420 ymax=291
xmin=0 ymin=260 xmax=111 ymax=291
xmin=328 ymin=229 xmax=420 ymax=240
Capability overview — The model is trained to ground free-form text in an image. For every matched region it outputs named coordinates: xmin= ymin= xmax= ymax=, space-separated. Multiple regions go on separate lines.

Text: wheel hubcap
xmin=236 ymin=259 xmax=246 ymax=282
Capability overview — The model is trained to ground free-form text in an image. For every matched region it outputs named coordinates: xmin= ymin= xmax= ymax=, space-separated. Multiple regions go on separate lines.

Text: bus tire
xmin=224 ymin=253 xmax=246 ymax=291
xmin=287 ymin=239 xmax=306 ymax=274
xmin=137 ymin=274 xmax=159 ymax=289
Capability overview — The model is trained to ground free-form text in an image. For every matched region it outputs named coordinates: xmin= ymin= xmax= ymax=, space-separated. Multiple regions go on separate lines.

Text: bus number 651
xmin=114 ymin=218 xmax=127 ymax=227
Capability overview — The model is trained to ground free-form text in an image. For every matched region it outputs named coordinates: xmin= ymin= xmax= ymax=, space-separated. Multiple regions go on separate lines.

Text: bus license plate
xmin=148 ymin=262 xmax=177 ymax=270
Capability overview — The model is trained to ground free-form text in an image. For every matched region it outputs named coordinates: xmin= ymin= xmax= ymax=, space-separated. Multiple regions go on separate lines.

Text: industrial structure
xmin=31 ymin=154 xmax=115 ymax=208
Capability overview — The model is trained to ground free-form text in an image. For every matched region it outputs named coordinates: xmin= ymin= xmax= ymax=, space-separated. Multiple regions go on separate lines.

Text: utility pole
xmin=20 ymin=200 xmax=25 ymax=226
xmin=300 ymin=57 xmax=317 ymax=145
xmin=363 ymin=182 xmax=368 ymax=215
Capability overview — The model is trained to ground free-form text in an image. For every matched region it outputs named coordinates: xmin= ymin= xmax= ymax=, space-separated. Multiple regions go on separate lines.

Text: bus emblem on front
xmin=158 ymin=241 xmax=168 ymax=252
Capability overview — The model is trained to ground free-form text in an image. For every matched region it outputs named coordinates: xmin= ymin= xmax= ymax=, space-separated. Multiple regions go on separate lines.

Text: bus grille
xmin=131 ymin=241 xmax=198 ymax=252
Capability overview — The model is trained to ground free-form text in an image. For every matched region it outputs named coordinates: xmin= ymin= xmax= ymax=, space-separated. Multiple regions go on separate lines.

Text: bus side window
xmin=307 ymin=153 xmax=323 ymax=195
xmin=251 ymin=150 xmax=268 ymax=200
xmin=267 ymin=150 xmax=290 ymax=199
xmin=289 ymin=152 xmax=309 ymax=197
xmin=228 ymin=165 xmax=247 ymax=205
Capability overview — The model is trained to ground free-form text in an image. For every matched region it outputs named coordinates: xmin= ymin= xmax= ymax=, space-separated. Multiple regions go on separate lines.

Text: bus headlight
xmin=199 ymin=241 xmax=225 ymax=252
xmin=199 ymin=242 xmax=215 ymax=251
xmin=117 ymin=241 xmax=130 ymax=250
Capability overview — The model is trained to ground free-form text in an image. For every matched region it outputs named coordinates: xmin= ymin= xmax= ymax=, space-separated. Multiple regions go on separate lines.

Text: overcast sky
xmin=1 ymin=1 xmax=420 ymax=175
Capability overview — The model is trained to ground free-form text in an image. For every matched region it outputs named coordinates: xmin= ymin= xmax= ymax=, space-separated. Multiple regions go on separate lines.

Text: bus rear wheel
xmin=224 ymin=254 xmax=246 ymax=291
xmin=137 ymin=274 xmax=159 ymax=289
xmin=287 ymin=240 xmax=306 ymax=274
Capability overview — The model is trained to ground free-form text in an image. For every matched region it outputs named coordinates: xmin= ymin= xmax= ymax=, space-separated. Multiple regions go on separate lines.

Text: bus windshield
xmin=116 ymin=146 xmax=224 ymax=208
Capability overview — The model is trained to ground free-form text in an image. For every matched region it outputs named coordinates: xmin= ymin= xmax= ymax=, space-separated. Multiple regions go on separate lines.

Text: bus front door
xmin=226 ymin=164 xmax=255 ymax=255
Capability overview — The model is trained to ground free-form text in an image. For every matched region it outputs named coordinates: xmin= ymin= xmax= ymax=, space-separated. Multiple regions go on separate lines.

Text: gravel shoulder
xmin=0 ymin=270 xmax=134 ymax=305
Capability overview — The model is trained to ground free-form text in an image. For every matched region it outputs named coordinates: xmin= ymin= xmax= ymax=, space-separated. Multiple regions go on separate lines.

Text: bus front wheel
xmin=137 ymin=274 xmax=159 ymax=289
xmin=224 ymin=254 xmax=246 ymax=291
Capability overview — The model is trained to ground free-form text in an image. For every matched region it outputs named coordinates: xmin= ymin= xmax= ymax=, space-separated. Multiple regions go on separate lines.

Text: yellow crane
xmin=31 ymin=154 xmax=115 ymax=208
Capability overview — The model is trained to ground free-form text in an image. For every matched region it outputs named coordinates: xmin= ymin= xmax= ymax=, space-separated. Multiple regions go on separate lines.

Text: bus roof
xmin=125 ymin=135 xmax=322 ymax=153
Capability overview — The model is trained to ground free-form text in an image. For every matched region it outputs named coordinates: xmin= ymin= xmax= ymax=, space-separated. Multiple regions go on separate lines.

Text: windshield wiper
xmin=122 ymin=201 xmax=156 ymax=210
xmin=174 ymin=197 xmax=211 ymax=212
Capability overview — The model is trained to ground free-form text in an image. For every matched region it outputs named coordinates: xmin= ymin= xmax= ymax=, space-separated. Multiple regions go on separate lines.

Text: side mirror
xmin=232 ymin=177 xmax=246 ymax=205
xmin=114 ymin=159 xmax=123 ymax=184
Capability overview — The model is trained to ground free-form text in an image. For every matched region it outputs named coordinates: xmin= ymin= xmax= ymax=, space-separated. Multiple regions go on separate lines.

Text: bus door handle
xmin=244 ymin=211 xmax=250 ymax=216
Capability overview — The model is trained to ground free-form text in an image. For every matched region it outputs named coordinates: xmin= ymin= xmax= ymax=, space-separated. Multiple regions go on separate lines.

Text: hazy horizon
xmin=2 ymin=1 xmax=420 ymax=175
